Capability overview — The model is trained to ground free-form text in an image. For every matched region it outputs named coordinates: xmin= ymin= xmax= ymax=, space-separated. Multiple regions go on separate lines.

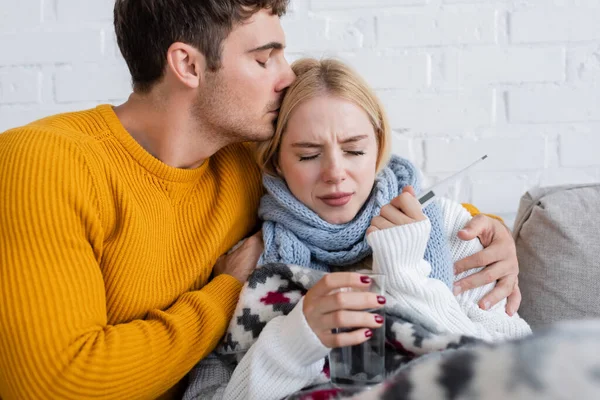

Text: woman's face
xmin=277 ymin=95 xmax=379 ymax=224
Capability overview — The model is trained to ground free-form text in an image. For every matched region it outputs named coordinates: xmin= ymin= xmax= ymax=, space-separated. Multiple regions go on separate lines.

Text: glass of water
xmin=329 ymin=273 xmax=386 ymax=390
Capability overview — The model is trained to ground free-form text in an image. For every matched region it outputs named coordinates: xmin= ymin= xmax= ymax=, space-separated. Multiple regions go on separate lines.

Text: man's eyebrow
xmin=247 ymin=42 xmax=285 ymax=53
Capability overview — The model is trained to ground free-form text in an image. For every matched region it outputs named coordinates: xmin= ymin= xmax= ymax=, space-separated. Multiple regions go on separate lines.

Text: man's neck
xmin=113 ymin=92 xmax=225 ymax=169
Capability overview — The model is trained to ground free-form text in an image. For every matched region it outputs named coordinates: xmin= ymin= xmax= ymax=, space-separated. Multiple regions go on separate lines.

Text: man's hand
xmin=453 ymin=214 xmax=521 ymax=315
xmin=213 ymin=230 xmax=263 ymax=284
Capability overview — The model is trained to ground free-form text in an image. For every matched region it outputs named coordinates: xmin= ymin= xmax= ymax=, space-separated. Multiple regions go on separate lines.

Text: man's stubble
xmin=192 ymin=71 xmax=279 ymax=147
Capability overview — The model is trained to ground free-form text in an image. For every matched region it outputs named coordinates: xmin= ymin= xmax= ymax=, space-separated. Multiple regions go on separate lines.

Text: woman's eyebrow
xmin=291 ymin=142 xmax=322 ymax=148
xmin=340 ymin=135 xmax=368 ymax=144
xmin=291 ymin=135 xmax=367 ymax=148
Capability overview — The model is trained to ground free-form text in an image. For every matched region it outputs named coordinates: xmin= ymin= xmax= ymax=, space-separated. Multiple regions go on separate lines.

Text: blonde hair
xmin=255 ymin=58 xmax=391 ymax=176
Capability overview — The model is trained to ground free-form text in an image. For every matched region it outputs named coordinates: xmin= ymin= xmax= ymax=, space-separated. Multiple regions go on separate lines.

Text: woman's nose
xmin=322 ymin=158 xmax=346 ymax=184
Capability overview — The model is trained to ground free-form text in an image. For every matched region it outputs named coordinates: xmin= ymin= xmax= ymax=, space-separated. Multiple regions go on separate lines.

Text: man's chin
xmin=229 ymin=121 xmax=274 ymax=143
xmin=249 ymin=125 xmax=276 ymax=142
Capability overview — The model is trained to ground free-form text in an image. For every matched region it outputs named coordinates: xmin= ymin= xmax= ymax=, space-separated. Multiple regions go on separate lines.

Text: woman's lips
xmin=318 ymin=193 xmax=353 ymax=207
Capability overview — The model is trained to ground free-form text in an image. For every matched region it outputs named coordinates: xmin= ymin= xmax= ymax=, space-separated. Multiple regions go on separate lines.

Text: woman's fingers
xmin=402 ymin=185 xmax=416 ymax=196
xmin=318 ymin=310 xmax=384 ymax=332
xmin=305 ymin=272 xmax=374 ymax=300
xmin=372 ymin=189 xmax=426 ymax=232
xmin=390 ymin=190 xmax=426 ymax=221
xmin=303 ymin=272 xmax=386 ymax=349
xmin=378 ymin=203 xmax=414 ymax=226
xmin=316 ymin=291 xmax=385 ymax=315
xmin=367 ymin=186 xmax=426 ymax=235
xmin=369 ymin=215 xmax=397 ymax=231
xmin=320 ymin=328 xmax=379 ymax=348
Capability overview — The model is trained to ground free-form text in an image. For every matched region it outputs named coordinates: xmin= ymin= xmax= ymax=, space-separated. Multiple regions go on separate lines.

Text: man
xmin=0 ymin=1 xmax=520 ymax=399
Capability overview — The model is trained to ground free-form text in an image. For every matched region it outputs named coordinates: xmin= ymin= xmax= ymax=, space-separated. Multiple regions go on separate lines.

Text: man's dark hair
xmin=114 ymin=0 xmax=289 ymax=93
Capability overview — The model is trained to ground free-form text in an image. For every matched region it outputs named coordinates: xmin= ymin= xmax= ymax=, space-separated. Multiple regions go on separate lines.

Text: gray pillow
xmin=513 ymin=184 xmax=600 ymax=328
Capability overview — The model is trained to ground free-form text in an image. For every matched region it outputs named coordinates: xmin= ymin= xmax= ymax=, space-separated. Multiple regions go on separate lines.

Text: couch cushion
xmin=513 ymin=184 xmax=600 ymax=328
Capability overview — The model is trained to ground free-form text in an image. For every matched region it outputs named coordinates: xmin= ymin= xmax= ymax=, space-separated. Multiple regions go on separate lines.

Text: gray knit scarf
xmin=257 ymin=155 xmax=454 ymax=287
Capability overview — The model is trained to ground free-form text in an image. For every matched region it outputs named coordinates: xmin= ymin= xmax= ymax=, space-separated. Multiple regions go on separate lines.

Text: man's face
xmin=194 ymin=9 xmax=295 ymax=143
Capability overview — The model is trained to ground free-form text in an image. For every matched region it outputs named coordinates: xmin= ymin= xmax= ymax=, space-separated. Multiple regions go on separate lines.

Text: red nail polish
xmin=375 ymin=315 xmax=384 ymax=323
xmin=365 ymin=330 xmax=373 ymax=338
xmin=361 ymin=276 xmax=372 ymax=284
xmin=377 ymin=296 xmax=386 ymax=304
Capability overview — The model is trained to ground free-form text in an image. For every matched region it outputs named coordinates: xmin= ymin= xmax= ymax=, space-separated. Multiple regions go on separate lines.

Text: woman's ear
xmin=274 ymin=155 xmax=284 ymax=177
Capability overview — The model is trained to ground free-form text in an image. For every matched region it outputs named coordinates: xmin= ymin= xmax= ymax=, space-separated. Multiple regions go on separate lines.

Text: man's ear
xmin=165 ymin=42 xmax=206 ymax=89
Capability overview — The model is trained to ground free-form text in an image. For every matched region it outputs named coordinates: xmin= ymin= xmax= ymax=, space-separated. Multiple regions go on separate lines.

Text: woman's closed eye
xmin=299 ymin=153 xmax=319 ymax=161
xmin=345 ymin=150 xmax=365 ymax=156
xmin=298 ymin=150 xmax=365 ymax=162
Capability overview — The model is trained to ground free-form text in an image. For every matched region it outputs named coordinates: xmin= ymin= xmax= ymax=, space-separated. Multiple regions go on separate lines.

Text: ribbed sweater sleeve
xmin=440 ymin=197 xmax=532 ymax=341
xmin=0 ymin=129 xmax=242 ymax=399
xmin=367 ymin=198 xmax=531 ymax=341
xmin=367 ymin=219 xmax=492 ymax=339
xmin=222 ymin=298 xmax=329 ymax=400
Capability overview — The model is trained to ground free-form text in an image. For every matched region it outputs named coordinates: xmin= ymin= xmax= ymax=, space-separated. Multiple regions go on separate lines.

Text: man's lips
xmin=318 ymin=192 xmax=353 ymax=207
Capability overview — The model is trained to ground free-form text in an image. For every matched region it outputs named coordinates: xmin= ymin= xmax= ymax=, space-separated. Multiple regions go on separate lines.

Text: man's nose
xmin=275 ymin=60 xmax=296 ymax=93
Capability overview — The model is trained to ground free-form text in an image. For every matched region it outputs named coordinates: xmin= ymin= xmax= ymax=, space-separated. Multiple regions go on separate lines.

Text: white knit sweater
xmin=222 ymin=198 xmax=531 ymax=400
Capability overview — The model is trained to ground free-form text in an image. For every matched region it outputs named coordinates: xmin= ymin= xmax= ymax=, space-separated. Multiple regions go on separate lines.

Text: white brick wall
xmin=1 ymin=0 xmax=600 ymax=225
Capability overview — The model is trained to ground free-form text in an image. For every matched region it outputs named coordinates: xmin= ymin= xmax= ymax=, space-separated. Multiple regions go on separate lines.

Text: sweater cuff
xmin=367 ymin=219 xmax=431 ymax=275
xmin=278 ymin=298 xmax=330 ymax=366
xmin=200 ymin=274 xmax=244 ymax=323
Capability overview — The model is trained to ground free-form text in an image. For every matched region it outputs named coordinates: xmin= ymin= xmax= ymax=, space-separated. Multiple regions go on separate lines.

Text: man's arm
xmin=0 ymin=130 xmax=242 ymax=399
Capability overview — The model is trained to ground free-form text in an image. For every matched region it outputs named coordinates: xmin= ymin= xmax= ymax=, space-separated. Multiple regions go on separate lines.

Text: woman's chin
xmin=320 ymin=211 xmax=357 ymax=225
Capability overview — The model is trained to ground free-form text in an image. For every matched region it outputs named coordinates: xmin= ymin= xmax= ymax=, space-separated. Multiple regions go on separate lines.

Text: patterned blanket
xmin=218 ymin=263 xmax=480 ymax=362
xmin=185 ymin=263 xmax=600 ymax=400
xmin=185 ymin=263 xmax=482 ymax=400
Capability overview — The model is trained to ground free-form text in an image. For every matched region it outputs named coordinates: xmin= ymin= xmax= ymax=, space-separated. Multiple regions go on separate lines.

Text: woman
xmin=185 ymin=58 xmax=530 ymax=400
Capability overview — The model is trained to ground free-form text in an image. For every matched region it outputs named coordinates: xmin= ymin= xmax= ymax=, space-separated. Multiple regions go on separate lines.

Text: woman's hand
xmin=453 ymin=215 xmax=521 ymax=315
xmin=303 ymin=272 xmax=386 ymax=348
xmin=366 ymin=186 xmax=425 ymax=236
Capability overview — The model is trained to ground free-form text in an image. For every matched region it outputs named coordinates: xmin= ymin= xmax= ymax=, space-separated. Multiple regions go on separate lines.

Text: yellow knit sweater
xmin=0 ymin=105 xmax=263 ymax=399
